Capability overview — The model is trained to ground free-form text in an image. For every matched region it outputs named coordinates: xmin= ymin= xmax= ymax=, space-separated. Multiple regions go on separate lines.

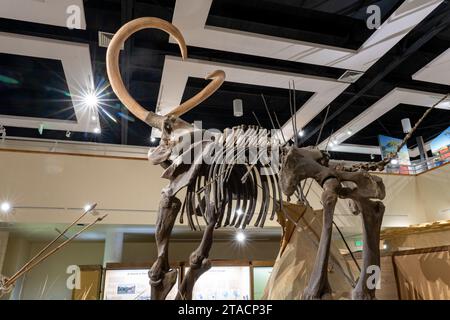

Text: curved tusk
xmin=106 ymin=17 xmax=187 ymax=128
xmin=167 ymin=70 xmax=226 ymax=117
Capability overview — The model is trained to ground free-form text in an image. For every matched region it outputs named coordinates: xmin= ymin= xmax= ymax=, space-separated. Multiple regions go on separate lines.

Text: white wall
xmin=20 ymin=242 xmax=105 ymax=300
xmin=1 ymin=150 xmax=448 ymax=232
xmin=0 ymin=150 xmax=166 ymax=225
xmin=0 ymin=150 xmax=279 ymax=227
xmin=122 ymin=241 xmax=281 ymax=263
xmin=416 ymin=164 xmax=450 ymax=222
xmin=2 ymin=238 xmax=280 ymax=300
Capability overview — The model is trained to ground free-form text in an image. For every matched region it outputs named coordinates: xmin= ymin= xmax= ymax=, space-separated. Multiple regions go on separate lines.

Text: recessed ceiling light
xmin=93 ymin=127 xmax=101 ymax=134
xmin=233 ymin=99 xmax=243 ymax=117
xmin=298 ymin=130 xmax=304 ymax=137
xmin=236 ymin=232 xmax=246 ymax=242
xmin=236 ymin=208 xmax=243 ymax=216
xmin=150 ymin=136 xmax=156 ymax=143
xmin=347 ymin=129 xmax=352 ymax=135
xmin=1 ymin=202 xmax=11 ymax=213
xmin=91 ymin=115 xmax=97 ymax=121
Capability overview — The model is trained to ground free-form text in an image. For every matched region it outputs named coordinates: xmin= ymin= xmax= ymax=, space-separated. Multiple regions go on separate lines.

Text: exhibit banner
xmin=378 ymin=135 xmax=411 ymax=173
xmin=190 ymin=266 xmax=251 ymax=300
xmin=378 ymin=135 xmax=411 ymax=165
xmin=253 ymin=267 xmax=273 ymax=300
xmin=430 ymin=126 xmax=450 ymax=159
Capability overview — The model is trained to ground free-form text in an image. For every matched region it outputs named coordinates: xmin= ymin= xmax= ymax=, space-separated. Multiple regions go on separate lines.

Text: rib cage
xmin=178 ymin=125 xmax=284 ymax=230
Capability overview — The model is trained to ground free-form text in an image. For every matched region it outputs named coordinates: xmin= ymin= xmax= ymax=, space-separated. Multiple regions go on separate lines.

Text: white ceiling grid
xmin=0 ymin=0 xmax=99 ymax=133
xmin=154 ymin=0 xmax=445 ymax=153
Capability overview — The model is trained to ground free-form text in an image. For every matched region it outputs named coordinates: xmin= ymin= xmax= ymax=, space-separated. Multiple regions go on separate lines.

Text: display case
xmin=251 ymin=261 xmax=274 ymax=300
xmin=103 ymin=263 xmax=179 ymax=300
xmin=184 ymin=260 xmax=274 ymax=300
xmin=102 ymin=260 xmax=274 ymax=300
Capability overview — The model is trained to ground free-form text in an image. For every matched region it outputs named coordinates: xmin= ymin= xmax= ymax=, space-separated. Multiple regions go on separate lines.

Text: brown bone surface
xmin=280 ymin=146 xmax=385 ymax=299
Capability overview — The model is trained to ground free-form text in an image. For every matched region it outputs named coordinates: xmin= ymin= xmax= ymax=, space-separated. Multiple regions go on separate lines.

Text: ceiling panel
xmin=0 ymin=0 xmax=86 ymax=29
xmin=0 ymin=53 xmax=75 ymax=121
xmin=0 ymin=0 xmax=449 ymax=162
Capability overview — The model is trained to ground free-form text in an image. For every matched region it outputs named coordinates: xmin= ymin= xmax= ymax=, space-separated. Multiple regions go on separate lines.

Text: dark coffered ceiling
xmin=0 ymin=0 xmax=449 ymax=162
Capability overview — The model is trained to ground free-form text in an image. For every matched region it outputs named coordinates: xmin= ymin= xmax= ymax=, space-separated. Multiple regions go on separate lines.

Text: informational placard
xmin=253 ymin=267 xmax=273 ymax=300
xmin=190 ymin=266 xmax=251 ymax=300
xmin=103 ymin=269 xmax=178 ymax=300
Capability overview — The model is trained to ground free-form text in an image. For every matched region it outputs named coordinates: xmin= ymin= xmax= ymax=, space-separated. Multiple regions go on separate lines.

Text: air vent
xmin=338 ymin=70 xmax=364 ymax=83
xmin=98 ymin=31 xmax=123 ymax=50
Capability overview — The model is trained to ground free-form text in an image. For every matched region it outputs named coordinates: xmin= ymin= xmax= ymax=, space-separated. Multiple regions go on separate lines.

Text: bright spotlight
xmin=236 ymin=208 xmax=243 ymax=216
xmin=298 ymin=130 xmax=304 ymax=137
xmin=84 ymin=92 xmax=99 ymax=108
xmin=1 ymin=202 xmax=11 ymax=213
xmin=236 ymin=232 xmax=246 ymax=243
xmin=333 ymin=139 xmax=339 ymax=145
xmin=383 ymin=244 xmax=388 ymax=250
xmin=390 ymin=159 xmax=399 ymax=165
xmin=91 ymin=115 xmax=97 ymax=121
xmin=347 ymin=129 xmax=352 ymax=135
xmin=150 ymin=136 xmax=156 ymax=143
xmin=93 ymin=127 xmax=101 ymax=134
xmin=84 ymin=204 xmax=92 ymax=212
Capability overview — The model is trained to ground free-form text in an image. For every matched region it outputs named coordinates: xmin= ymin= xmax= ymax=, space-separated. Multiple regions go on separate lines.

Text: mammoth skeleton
xmin=107 ymin=17 xmax=445 ymax=300
xmin=107 ymin=17 xmax=283 ymax=300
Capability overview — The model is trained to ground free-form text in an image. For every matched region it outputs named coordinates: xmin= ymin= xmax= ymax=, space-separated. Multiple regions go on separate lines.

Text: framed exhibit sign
xmin=72 ymin=265 xmax=103 ymax=300
xmin=191 ymin=265 xmax=251 ymax=300
xmin=392 ymin=246 xmax=450 ymax=300
xmin=252 ymin=266 xmax=273 ymax=300
xmin=103 ymin=267 xmax=178 ymax=300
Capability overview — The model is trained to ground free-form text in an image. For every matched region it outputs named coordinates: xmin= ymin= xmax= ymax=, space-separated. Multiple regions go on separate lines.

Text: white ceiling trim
xmin=171 ymin=0 xmax=443 ymax=72
xmin=0 ymin=32 xmax=99 ymax=133
xmin=329 ymin=144 xmax=381 ymax=155
xmin=0 ymin=0 xmax=86 ymax=29
xmin=152 ymin=56 xmax=349 ymax=137
xmin=169 ymin=0 xmax=443 ymax=143
xmin=412 ymin=47 xmax=450 ymax=85
xmin=318 ymin=88 xmax=450 ymax=151
xmin=328 ymin=142 xmax=429 ymax=157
